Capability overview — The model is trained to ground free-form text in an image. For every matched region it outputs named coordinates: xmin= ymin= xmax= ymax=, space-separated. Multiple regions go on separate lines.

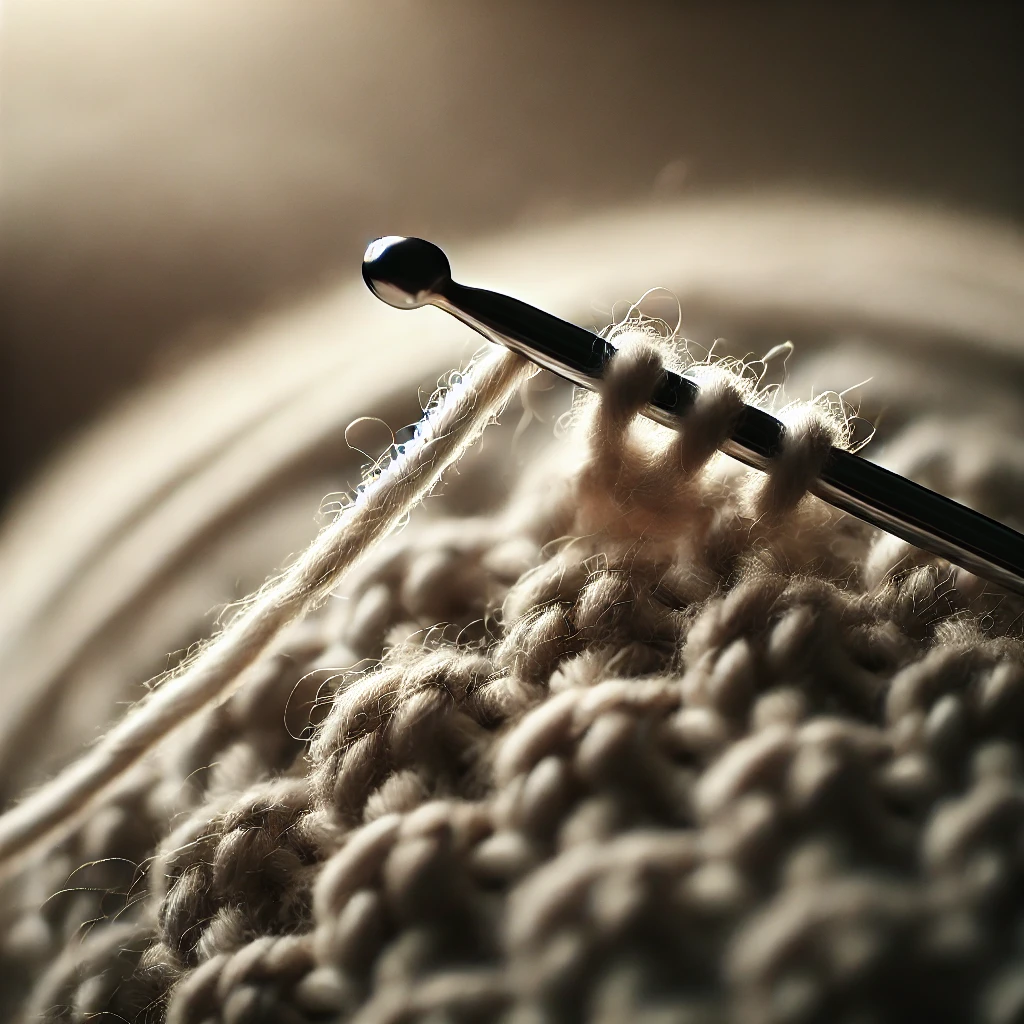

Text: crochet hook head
xmin=362 ymin=236 xmax=452 ymax=309
xmin=363 ymin=235 xmax=662 ymax=396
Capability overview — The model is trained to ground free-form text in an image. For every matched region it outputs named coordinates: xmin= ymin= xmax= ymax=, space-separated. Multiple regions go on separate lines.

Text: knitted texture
xmin=4 ymin=332 xmax=1024 ymax=1023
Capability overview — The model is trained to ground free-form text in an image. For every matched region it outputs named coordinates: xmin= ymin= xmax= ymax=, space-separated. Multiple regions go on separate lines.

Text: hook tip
xmin=362 ymin=236 xmax=451 ymax=309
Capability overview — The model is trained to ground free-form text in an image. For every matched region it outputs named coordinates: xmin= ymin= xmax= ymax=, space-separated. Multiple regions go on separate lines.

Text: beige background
xmin=3 ymin=1 xmax=1023 ymax=497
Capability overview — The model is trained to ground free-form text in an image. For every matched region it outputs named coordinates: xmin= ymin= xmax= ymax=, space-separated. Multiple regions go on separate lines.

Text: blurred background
xmin=3 ymin=0 xmax=1023 ymax=502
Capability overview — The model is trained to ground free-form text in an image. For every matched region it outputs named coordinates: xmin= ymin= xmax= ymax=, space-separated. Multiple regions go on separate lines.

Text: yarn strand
xmin=0 ymin=345 xmax=532 ymax=877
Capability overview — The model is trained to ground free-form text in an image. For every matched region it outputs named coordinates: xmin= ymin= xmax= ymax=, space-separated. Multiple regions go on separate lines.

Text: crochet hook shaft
xmin=362 ymin=235 xmax=1024 ymax=597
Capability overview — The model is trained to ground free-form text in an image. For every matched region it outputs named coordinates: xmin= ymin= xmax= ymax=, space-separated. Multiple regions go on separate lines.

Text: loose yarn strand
xmin=0 ymin=345 xmax=531 ymax=877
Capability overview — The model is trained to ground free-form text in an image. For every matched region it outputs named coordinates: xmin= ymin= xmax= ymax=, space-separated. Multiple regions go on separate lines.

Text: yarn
xmin=4 ymin=196 xmax=1023 ymax=811
xmin=4 ymin=199 xmax=1024 ymax=1023
xmin=5 ymin=320 xmax=1023 ymax=1023
xmin=0 ymin=344 xmax=532 ymax=876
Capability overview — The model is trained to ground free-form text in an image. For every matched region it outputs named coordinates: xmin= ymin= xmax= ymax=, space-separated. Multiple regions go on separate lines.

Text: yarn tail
xmin=0 ymin=345 xmax=532 ymax=879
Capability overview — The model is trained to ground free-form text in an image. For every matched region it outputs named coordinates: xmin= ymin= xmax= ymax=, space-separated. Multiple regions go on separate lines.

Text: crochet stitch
xmin=5 ymin=330 xmax=1024 ymax=1023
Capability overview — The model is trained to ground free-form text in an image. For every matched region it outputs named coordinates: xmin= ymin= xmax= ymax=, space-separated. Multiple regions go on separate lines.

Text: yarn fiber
xmin=0 ymin=345 xmax=532 ymax=872
xmin=5 ymin=324 xmax=1024 ymax=1024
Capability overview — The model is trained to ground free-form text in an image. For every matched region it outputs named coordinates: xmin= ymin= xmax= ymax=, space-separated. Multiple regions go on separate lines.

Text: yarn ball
xmin=2 ymin=198 xmax=1024 ymax=1023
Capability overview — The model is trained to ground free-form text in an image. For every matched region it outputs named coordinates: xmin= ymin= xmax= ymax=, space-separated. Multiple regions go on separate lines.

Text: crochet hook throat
xmin=362 ymin=234 xmax=1024 ymax=596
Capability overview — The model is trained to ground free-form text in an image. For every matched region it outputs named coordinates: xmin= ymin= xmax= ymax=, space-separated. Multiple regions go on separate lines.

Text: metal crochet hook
xmin=362 ymin=235 xmax=1024 ymax=597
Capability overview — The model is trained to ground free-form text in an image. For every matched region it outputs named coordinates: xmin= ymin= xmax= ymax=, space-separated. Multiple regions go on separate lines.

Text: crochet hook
xmin=362 ymin=235 xmax=1024 ymax=597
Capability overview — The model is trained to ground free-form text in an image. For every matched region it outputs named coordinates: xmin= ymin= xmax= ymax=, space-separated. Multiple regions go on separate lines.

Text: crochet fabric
xmin=5 ymin=329 xmax=1024 ymax=1024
